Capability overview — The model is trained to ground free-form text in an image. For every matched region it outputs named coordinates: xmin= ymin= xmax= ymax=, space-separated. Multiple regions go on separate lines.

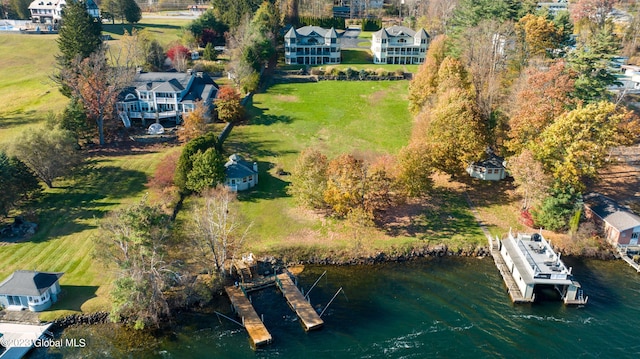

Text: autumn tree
xmin=0 ymin=151 xmax=41 ymax=218
xmin=516 ymin=14 xmax=563 ymax=59
xmin=324 ymin=154 xmax=367 ymax=217
xmin=179 ymin=101 xmax=210 ymax=143
xmin=167 ymin=44 xmax=190 ymax=72
xmin=508 ymin=150 xmax=551 ymax=210
xmin=99 ymin=200 xmax=174 ymax=329
xmin=408 ymin=34 xmax=448 ymax=114
xmin=506 ymin=61 xmax=577 ymax=153
xmin=417 ymin=58 xmax=487 ymax=176
xmin=60 ymin=46 xmax=135 ymax=145
xmin=215 ymin=86 xmax=245 ymax=123
xmin=535 ymin=101 xmax=637 ymax=191
xmin=190 ymin=187 xmax=251 ymax=274
xmin=569 ymin=0 xmax=618 ymax=28
xmin=10 ymin=126 xmax=83 ymax=188
xmin=395 ymin=144 xmax=433 ymax=197
xmin=288 ymin=148 xmax=328 ymax=209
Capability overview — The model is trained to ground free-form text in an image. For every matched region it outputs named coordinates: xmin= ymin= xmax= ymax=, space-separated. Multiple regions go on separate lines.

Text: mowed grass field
xmin=219 ymin=81 xmax=486 ymax=255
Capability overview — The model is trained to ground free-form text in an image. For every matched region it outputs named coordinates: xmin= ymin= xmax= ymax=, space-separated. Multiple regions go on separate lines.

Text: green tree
xmin=535 ymin=101 xmax=635 ymax=191
xmin=10 ymin=0 xmax=30 ymax=19
xmin=59 ymin=98 xmax=93 ymax=146
xmin=56 ymin=0 xmax=102 ymax=67
xmin=185 ymin=9 xmax=228 ymax=46
xmin=202 ymin=43 xmax=217 ymax=61
xmin=211 ymin=0 xmax=262 ymax=29
xmin=10 ymin=126 xmax=83 ymax=188
xmin=185 ymin=148 xmax=226 ymax=193
xmin=532 ymin=186 xmax=581 ymax=232
xmin=145 ymin=40 xmax=165 ymax=71
xmin=174 ymin=132 xmax=221 ymax=193
xmin=0 ymin=151 xmax=41 ymax=218
xmin=99 ymin=200 xmax=174 ymax=329
xmin=567 ymin=22 xmax=621 ymax=102
xmin=122 ymin=0 xmax=141 ymax=23
xmin=288 ymin=148 xmax=328 ymax=209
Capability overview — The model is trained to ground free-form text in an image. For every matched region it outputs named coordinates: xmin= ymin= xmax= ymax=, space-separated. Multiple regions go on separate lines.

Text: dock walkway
xmin=489 ymin=240 xmax=532 ymax=303
xmin=276 ymin=273 xmax=324 ymax=331
xmin=224 ymin=286 xmax=272 ymax=347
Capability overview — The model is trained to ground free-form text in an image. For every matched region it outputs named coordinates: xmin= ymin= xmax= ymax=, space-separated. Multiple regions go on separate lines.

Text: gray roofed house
xmin=371 ymin=26 xmax=429 ymax=65
xmin=116 ymin=70 xmax=219 ymax=127
xmin=0 ymin=271 xmax=63 ymax=312
xmin=466 ymin=152 xmax=507 ymax=181
xmin=224 ymin=154 xmax=258 ymax=192
xmin=584 ymin=193 xmax=640 ymax=246
xmin=284 ymin=26 xmax=341 ymax=65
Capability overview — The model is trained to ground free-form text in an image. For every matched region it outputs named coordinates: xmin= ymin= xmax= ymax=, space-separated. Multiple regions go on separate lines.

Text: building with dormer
xmin=284 ymin=26 xmax=341 ymax=65
xmin=371 ymin=26 xmax=429 ymax=65
xmin=28 ymin=0 xmax=99 ymax=24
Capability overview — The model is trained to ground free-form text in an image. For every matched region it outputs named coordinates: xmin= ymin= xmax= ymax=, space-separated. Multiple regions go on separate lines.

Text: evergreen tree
xmin=122 ymin=0 xmax=141 ymax=24
xmin=567 ymin=22 xmax=621 ymax=102
xmin=10 ymin=0 xmax=30 ymax=19
xmin=0 ymin=151 xmax=41 ymax=218
xmin=56 ymin=0 xmax=102 ymax=67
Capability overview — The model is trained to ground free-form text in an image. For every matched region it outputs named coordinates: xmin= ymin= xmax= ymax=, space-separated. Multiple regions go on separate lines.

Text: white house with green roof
xmin=284 ymin=26 xmax=341 ymax=65
xmin=371 ymin=26 xmax=429 ymax=65
xmin=0 ymin=271 xmax=63 ymax=312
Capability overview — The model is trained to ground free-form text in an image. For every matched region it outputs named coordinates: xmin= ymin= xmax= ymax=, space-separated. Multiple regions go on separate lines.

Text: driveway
xmin=340 ymin=26 xmax=370 ymax=49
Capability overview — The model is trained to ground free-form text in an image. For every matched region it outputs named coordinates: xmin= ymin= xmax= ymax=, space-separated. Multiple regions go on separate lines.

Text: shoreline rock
xmin=50 ymin=311 xmax=110 ymax=331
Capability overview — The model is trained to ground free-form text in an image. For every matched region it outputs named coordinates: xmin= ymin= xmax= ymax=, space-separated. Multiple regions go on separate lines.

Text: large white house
xmin=0 ymin=271 xmax=63 ymax=312
xmin=284 ymin=26 xmax=341 ymax=65
xmin=371 ymin=26 xmax=429 ymax=65
xmin=116 ymin=70 xmax=219 ymax=126
xmin=28 ymin=0 xmax=100 ymax=24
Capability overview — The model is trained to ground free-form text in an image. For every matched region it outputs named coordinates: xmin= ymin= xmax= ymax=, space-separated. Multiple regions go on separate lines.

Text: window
xmin=633 ymin=232 xmax=639 ymax=239
xmin=398 ymin=38 xmax=406 ymax=43
xmin=243 ymin=177 xmax=247 ymax=183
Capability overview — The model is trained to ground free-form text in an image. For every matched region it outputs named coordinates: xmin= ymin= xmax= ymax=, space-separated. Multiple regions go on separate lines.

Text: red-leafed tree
xmin=569 ymin=0 xmax=618 ymax=27
xmin=167 ymin=44 xmax=190 ymax=71
xmin=506 ymin=61 xmax=577 ymax=154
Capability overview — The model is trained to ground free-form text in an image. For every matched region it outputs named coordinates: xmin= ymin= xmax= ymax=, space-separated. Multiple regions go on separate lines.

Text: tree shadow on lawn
xmin=102 ymin=23 xmax=181 ymax=36
xmin=51 ymin=285 xmax=99 ymax=312
xmin=382 ymin=189 xmax=482 ymax=241
xmin=222 ymin=132 xmax=296 ymax=159
xmin=237 ymin=161 xmax=290 ymax=202
xmin=456 ymin=176 xmax=516 ymax=208
xmin=245 ymin=100 xmax=294 ymax=126
xmin=0 ymin=110 xmax=39 ymax=129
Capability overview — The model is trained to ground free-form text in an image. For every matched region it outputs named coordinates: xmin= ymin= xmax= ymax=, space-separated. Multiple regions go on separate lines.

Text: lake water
xmin=33 ymin=257 xmax=640 ymax=358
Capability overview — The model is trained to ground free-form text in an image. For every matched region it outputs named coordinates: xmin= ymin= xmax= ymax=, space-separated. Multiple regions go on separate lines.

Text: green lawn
xmin=214 ymin=81 xmax=487 ymax=255
xmin=0 ymin=34 xmax=68 ymax=146
xmin=0 ymin=148 xmax=172 ymax=321
xmin=102 ymin=17 xmax=191 ymax=47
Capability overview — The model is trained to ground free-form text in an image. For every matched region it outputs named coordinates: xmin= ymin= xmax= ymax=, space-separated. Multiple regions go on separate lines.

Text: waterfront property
xmin=275 ymin=273 xmax=324 ymax=331
xmin=584 ymin=193 xmax=640 ymax=246
xmin=0 ymin=271 xmax=63 ymax=312
xmin=284 ymin=26 xmax=341 ymax=65
xmin=466 ymin=152 xmax=507 ymax=181
xmin=493 ymin=231 xmax=587 ymax=305
xmin=224 ymin=154 xmax=258 ymax=192
xmin=371 ymin=26 xmax=429 ymax=65
xmin=115 ymin=70 xmax=219 ymax=126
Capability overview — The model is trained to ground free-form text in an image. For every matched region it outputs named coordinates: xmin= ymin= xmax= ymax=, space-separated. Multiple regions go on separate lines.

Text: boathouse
xmin=496 ymin=231 xmax=587 ymax=304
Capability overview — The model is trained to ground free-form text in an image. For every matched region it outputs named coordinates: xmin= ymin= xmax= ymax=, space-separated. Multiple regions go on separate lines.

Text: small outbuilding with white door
xmin=0 ymin=271 xmax=63 ymax=312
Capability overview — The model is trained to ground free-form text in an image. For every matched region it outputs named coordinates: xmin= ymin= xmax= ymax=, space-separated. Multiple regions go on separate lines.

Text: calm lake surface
xmin=34 ymin=257 xmax=640 ymax=358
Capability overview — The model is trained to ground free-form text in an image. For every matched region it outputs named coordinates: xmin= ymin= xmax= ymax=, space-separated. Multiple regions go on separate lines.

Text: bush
xmin=394 ymin=69 xmax=405 ymax=77
xmin=634 ymin=255 xmax=640 ymax=264
xmin=362 ymin=18 xmax=382 ymax=31
xmin=310 ymin=68 xmax=324 ymax=75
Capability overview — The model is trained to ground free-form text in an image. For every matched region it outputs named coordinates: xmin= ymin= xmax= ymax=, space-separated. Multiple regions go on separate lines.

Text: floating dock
xmin=224 ymin=286 xmax=272 ymax=347
xmin=493 ymin=231 xmax=588 ymax=305
xmin=276 ymin=273 xmax=324 ymax=331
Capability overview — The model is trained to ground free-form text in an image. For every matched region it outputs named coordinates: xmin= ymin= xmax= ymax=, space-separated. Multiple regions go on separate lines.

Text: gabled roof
xmin=284 ymin=26 xmax=297 ymax=38
xmin=415 ymin=28 xmax=430 ymax=39
xmin=133 ymin=72 xmax=192 ymax=93
xmin=295 ymin=26 xmax=331 ymax=37
xmin=325 ymin=27 xmax=338 ymax=38
xmin=472 ymin=152 xmax=505 ymax=169
xmin=584 ymin=193 xmax=640 ymax=231
xmin=0 ymin=271 xmax=63 ymax=297
xmin=385 ymin=25 xmax=416 ymax=37
xmin=373 ymin=28 xmax=388 ymax=39
xmin=225 ymin=154 xmax=257 ymax=179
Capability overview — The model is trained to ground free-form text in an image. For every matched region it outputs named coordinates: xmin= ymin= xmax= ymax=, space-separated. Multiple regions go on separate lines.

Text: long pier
xmin=224 ymin=286 xmax=272 ymax=347
xmin=276 ymin=273 xmax=324 ymax=331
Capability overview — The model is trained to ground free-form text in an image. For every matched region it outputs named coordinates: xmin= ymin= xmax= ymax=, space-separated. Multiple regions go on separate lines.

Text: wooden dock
xmin=276 ymin=273 xmax=324 ymax=331
xmin=224 ymin=286 xmax=272 ymax=347
xmin=490 ymin=239 xmax=533 ymax=304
